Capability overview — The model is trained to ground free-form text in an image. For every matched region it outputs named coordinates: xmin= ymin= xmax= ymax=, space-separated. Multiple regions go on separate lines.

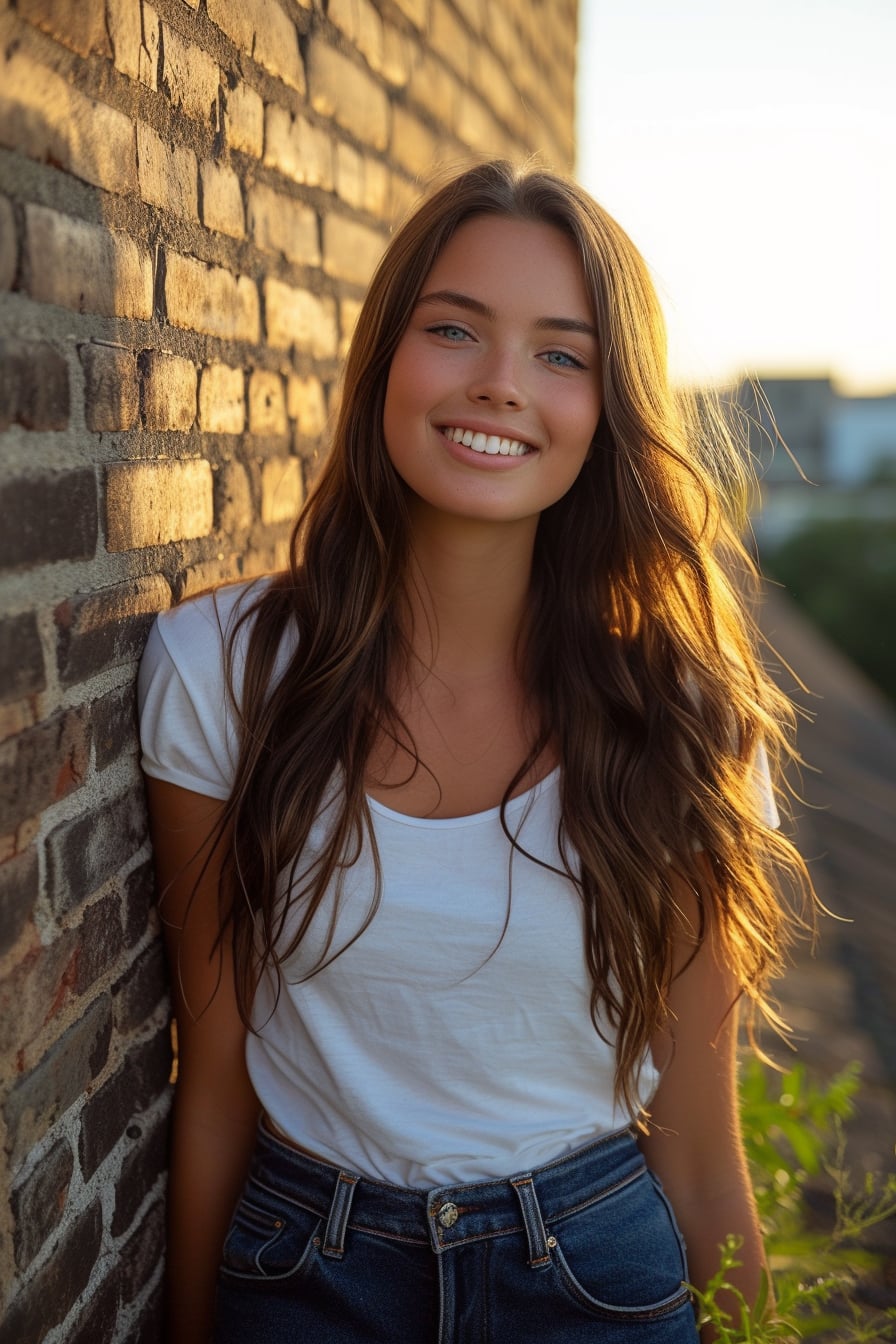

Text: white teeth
xmin=443 ymin=426 xmax=531 ymax=457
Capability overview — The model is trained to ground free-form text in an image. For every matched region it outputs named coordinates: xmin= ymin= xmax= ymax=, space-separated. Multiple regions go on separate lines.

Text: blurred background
xmin=577 ymin=0 xmax=896 ymax=1309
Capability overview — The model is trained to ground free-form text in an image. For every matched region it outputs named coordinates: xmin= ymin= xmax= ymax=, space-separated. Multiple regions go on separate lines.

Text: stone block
xmin=213 ymin=460 xmax=252 ymax=533
xmin=390 ymin=0 xmax=428 ymax=27
xmin=138 ymin=350 xmax=197 ymax=432
xmin=329 ymin=0 xmax=384 ymax=75
xmin=334 ymin=141 xmax=364 ymax=210
xmin=407 ymin=49 xmax=460 ymax=128
xmin=287 ymin=374 xmax=328 ymax=439
xmin=18 ymin=0 xmax=111 ymax=57
xmin=118 ymin=1199 xmax=166 ymax=1313
xmin=105 ymin=459 xmax=213 ymax=550
xmin=199 ymin=362 xmax=245 ymax=434
xmin=24 ymin=206 xmax=152 ymax=320
xmin=54 ymin=574 xmax=171 ymax=687
xmin=159 ymin=21 xmax=220 ymax=127
xmin=248 ymin=369 xmax=287 ymax=436
xmin=91 ymin=682 xmax=137 ymax=772
xmin=260 ymin=456 xmax=303 ymax=525
xmin=207 ymin=0 xmax=306 ymax=92
xmin=74 ymin=892 xmax=126 ymax=997
xmin=113 ymin=940 xmax=167 ymax=1037
xmin=10 ymin=1136 xmax=74 ymax=1271
xmin=389 ymin=104 xmax=439 ymax=178
xmin=164 ymin=250 xmax=260 ymax=342
xmin=247 ymin=182 xmax=319 ymax=266
xmin=0 ymin=469 xmax=97 ymax=571
xmin=381 ymin=22 xmax=412 ymax=88
xmin=0 ymin=707 xmax=91 ymax=836
xmin=0 ymin=44 xmax=136 ymax=196
xmin=0 ymin=194 xmax=16 ymax=290
xmin=45 ymin=786 xmax=146 ymax=919
xmin=264 ymin=279 xmax=338 ymax=357
xmin=78 ymin=1028 xmax=171 ymax=1181
xmin=0 ymin=848 xmax=38 ymax=959
xmin=306 ymin=39 xmax=389 ymax=152
xmin=136 ymin=122 xmax=198 ymax=221
xmin=111 ymin=1112 xmax=168 ymax=1237
xmin=0 ymin=338 xmax=69 ymax=431
xmin=107 ymin=0 xmax=142 ymax=80
xmin=0 ymin=1200 xmax=102 ymax=1344
xmin=322 ymin=213 xmax=385 ymax=287
xmin=3 ymin=997 xmax=113 ymax=1167
xmin=0 ymin=612 xmax=44 ymax=703
xmin=339 ymin=297 xmax=363 ymax=357
xmin=429 ymin=0 xmax=470 ymax=79
xmin=139 ymin=2 xmax=160 ymax=88
xmin=263 ymin=105 xmax=333 ymax=190
xmin=200 ymin=160 xmax=245 ymax=239
xmin=80 ymin=343 xmax=139 ymax=433
xmin=223 ymin=79 xmax=264 ymax=157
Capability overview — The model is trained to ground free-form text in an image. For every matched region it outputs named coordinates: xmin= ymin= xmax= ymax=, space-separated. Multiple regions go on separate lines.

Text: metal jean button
xmin=437 ymin=1201 xmax=459 ymax=1229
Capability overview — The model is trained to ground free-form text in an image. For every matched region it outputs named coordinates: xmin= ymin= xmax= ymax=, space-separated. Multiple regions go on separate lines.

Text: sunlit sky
xmin=576 ymin=0 xmax=896 ymax=392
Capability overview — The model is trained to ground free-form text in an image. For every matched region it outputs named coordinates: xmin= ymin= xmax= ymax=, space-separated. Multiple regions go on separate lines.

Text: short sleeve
xmin=137 ymin=582 xmax=266 ymax=800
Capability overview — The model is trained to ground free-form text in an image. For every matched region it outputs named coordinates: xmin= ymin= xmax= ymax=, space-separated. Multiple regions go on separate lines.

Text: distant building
xmin=731 ymin=376 xmax=896 ymax=542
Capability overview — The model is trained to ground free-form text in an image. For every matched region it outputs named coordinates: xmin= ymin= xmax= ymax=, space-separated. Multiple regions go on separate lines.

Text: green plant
xmin=691 ymin=1061 xmax=896 ymax=1341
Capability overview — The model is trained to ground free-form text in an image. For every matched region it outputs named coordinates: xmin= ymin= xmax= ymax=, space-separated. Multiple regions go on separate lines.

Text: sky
xmin=576 ymin=0 xmax=896 ymax=392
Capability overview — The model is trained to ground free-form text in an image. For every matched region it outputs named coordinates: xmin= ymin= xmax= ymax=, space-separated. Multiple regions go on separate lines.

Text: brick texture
xmin=0 ymin=0 xmax=578 ymax=1334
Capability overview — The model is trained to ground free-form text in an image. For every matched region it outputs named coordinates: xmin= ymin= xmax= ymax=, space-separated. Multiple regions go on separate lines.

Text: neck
xmin=401 ymin=506 xmax=538 ymax=677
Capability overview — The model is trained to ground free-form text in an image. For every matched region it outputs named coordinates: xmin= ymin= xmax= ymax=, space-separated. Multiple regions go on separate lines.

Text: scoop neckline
xmin=365 ymin=765 xmax=561 ymax=829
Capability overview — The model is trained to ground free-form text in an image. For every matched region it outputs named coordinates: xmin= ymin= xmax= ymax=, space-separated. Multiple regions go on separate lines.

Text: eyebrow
xmin=416 ymin=289 xmax=598 ymax=339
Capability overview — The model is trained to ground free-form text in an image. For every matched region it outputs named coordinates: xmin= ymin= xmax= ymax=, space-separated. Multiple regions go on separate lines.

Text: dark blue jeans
xmin=213 ymin=1122 xmax=699 ymax=1342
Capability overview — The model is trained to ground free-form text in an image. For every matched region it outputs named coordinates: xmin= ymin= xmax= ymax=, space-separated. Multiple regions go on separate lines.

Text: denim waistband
xmin=249 ymin=1123 xmax=645 ymax=1261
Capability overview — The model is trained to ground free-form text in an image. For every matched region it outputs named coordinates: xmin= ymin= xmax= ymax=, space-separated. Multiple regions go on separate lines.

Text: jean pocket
xmin=219 ymin=1177 xmax=323 ymax=1282
xmin=548 ymin=1167 xmax=692 ymax=1322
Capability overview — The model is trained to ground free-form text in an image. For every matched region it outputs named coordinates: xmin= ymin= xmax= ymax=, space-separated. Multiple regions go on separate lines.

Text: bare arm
xmin=638 ymin=883 xmax=769 ymax=1344
xmin=146 ymin=778 xmax=261 ymax=1344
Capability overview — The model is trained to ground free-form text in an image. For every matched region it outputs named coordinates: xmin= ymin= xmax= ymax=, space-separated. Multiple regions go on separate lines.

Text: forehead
xmin=420 ymin=215 xmax=593 ymax=319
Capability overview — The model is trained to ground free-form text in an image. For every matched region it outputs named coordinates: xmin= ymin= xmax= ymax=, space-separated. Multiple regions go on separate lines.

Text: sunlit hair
xmin=212 ymin=160 xmax=813 ymax=1118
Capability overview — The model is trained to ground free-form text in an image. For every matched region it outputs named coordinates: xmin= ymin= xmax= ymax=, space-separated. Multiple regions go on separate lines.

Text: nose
xmin=466 ymin=348 xmax=528 ymax=409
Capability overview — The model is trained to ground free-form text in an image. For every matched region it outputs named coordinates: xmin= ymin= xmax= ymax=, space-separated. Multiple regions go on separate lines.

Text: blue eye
xmin=429 ymin=323 xmax=471 ymax=342
xmin=543 ymin=350 xmax=586 ymax=370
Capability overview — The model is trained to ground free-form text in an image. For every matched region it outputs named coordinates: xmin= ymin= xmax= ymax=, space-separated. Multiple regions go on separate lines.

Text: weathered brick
xmin=18 ymin=0 xmax=111 ymax=57
xmin=0 ymin=45 xmax=136 ymax=196
xmin=248 ymin=369 xmax=287 ymax=436
xmin=80 ymin=342 xmax=139 ymax=433
xmin=361 ymin=155 xmax=390 ymax=215
xmin=106 ymin=459 xmax=213 ymax=550
xmin=0 ymin=707 xmax=91 ymax=836
xmin=334 ymin=141 xmax=364 ymax=210
xmin=390 ymin=0 xmax=428 ymax=27
xmin=339 ymin=296 xmax=363 ymax=357
xmin=119 ymin=1198 xmax=166 ymax=1313
xmin=287 ymin=373 xmax=327 ymax=439
xmin=247 ymin=181 xmax=319 ymax=267
xmin=0 ymin=469 xmax=97 ymax=571
xmin=10 ymin=1135 xmax=74 ymax=1271
xmin=307 ymin=39 xmax=389 ymax=152
xmin=329 ymin=0 xmax=384 ymax=75
xmin=0 ymin=612 xmax=44 ymax=703
xmin=0 ymin=1200 xmax=103 ymax=1344
xmin=91 ymin=684 xmax=137 ymax=772
xmin=264 ymin=105 xmax=334 ymax=190
xmin=122 ymin=858 xmax=157 ymax=949
xmin=136 ymin=122 xmax=198 ymax=221
xmin=381 ymin=22 xmax=412 ymax=88
xmin=138 ymin=350 xmax=197 ymax=432
xmin=113 ymin=940 xmax=167 ymax=1036
xmin=78 ymin=1027 xmax=171 ymax=1180
xmin=165 ymin=250 xmax=260 ymax=341
xmin=54 ymin=574 xmax=171 ymax=687
xmin=200 ymin=159 xmax=245 ymax=238
xmin=24 ymin=206 xmax=152 ymax=319
xmin=0 ymin=194 xmax=16 ymax=290
xmin=474 ymin=42 xmax=524 ymax=131
xmin=139 ymin=2 xmax=161 ymax=88
xmin=452 ymin=0 xmax=484 ymax=33
xmin=390 ymin=104 xmax=439 ymax=177
xmin=199 ymin=362 xmax=245 ymax=434
xmin=222 ymin=79 xmax=264 ymax=157
xmin=207 ymin=0 xmax=305 ymax=92
xmin=62 ymin=1275 xmax=120 ymax=1344
xmin=131 ymin=1279 xmax=166 ymax=1344
xmin=455 ymin=91 xmax=504 ymax=155
xmin=213 ymin=459 xmax=252 ymax=533
xmin=111 ymin=1113 xmax=168 ymax=1238
xmin=407 ymin=48 xmax=460 ymax=128
xmin=74 ymin=892 xmax=126 ymax=996
xmin=0 ymin=338 xmax=69 ymax=431
xmin=260 ymin=456 xmax=303 ymax=524
xmin=323 ymin=213 xmax=385 ymax=287
xmin=45 ymin=786 xmax=146 ymax=918
xmin=0 ymin=847 xmax=38 ymax=958
xmin=264 ymin=278 xmax=338 ymax=357
xmin=4 ymin=997 xmax=113 ymax=1167
xmin=159 ymin=21 xmax=220 ymax=127
xmin=106 ymin=0 xmax=142 ymax=80
xmin=429 ymin=0 xmax=470 ymax=79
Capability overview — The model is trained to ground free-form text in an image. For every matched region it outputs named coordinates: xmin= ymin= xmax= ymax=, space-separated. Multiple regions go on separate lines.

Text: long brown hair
xmin=218 ymin=160 xmax=813 ymax=1116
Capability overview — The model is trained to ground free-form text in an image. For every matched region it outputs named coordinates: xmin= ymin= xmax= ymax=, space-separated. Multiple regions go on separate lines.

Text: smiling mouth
xmin=441 ymin=426 xmax=535 ymax=457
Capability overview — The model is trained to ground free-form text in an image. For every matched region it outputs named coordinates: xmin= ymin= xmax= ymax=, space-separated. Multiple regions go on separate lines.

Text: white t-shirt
xmin=138 ymin=580 xmax=772 ymax=1188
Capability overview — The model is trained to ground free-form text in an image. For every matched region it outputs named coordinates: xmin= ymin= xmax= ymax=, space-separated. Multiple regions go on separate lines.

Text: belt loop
xmin=511 ymin=1175 xmax=551 ymax=1268
xmin=322 ymin=1172 xmax=359 ymax=1259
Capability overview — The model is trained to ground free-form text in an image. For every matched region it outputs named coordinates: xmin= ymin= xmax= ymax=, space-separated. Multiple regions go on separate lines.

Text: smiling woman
xmin=137 ymin=160 xmax=815 ymax=1344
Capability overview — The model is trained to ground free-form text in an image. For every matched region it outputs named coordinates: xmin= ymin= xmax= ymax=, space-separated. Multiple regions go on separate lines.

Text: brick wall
xmin=0 ymin=0 xmax=578 ymax=1338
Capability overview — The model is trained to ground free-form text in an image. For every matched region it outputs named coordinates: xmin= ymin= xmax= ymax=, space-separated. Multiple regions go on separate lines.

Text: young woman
xmin=139 ymin=160 xmax=812 ymax=1343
